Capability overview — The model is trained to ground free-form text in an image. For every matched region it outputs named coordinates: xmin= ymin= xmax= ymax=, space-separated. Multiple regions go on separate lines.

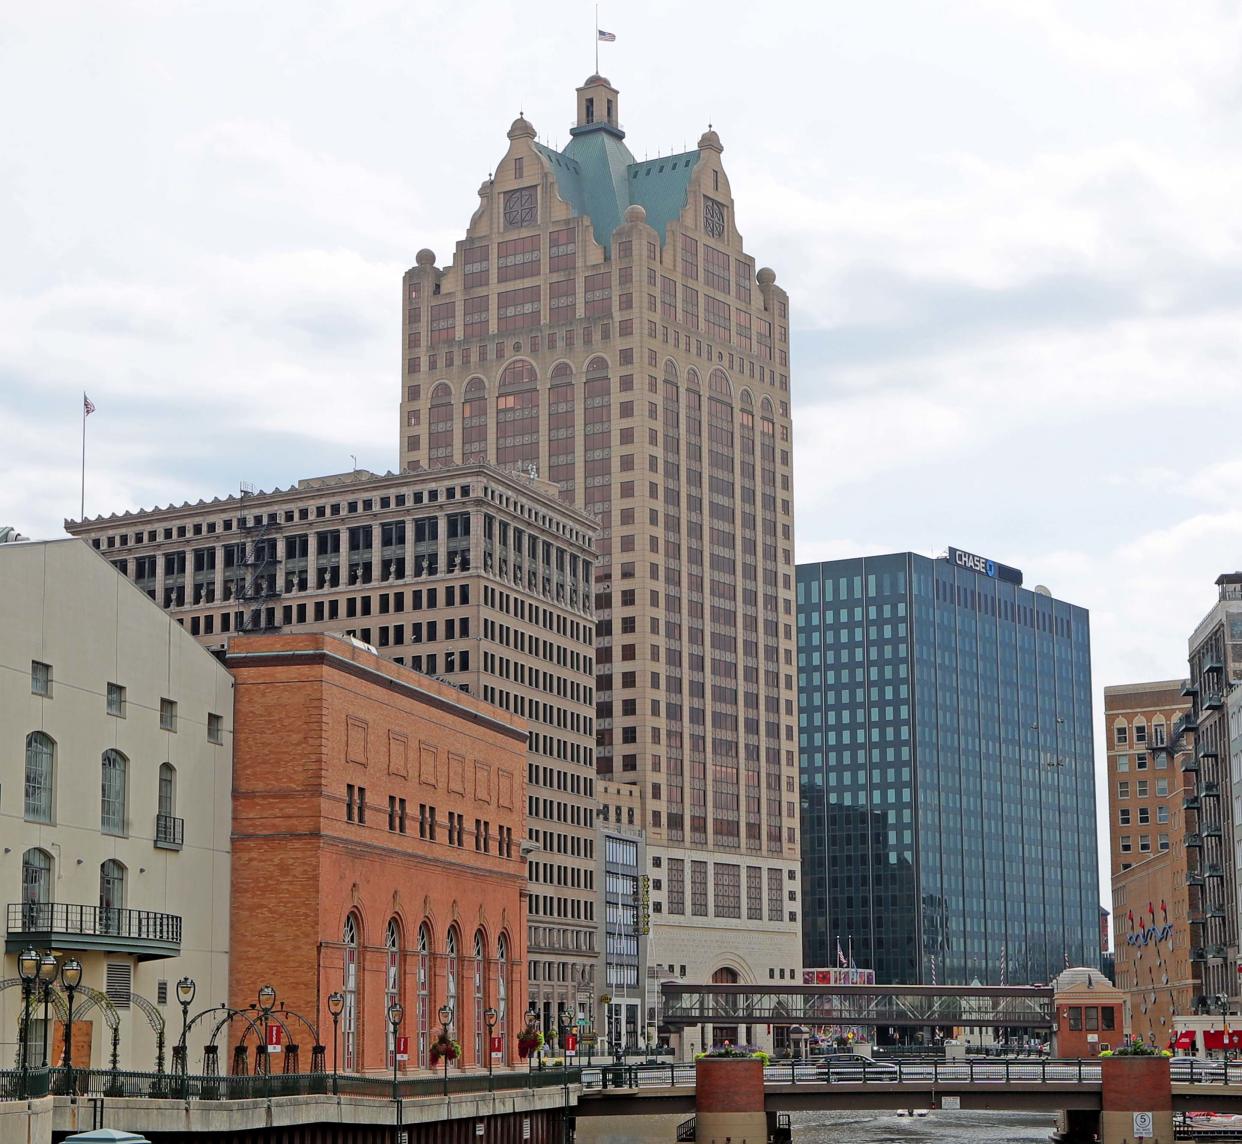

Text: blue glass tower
xmin=796 ymin=551 xmax=1097 ymax=986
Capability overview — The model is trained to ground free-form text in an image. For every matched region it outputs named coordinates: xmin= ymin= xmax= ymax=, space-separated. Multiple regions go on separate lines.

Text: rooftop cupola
xmin=571 ymin=74 xmax=623 ymax=138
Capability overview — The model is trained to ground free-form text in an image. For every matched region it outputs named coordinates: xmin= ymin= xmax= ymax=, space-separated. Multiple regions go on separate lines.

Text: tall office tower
xmin=399 ymin=75 xmax=801 ymax=985
xmin=797 ymin=549 xmax=1099 ymax=986
xmin=1175 ymin=573 xmax=1242 ymax=1004
xmin=1104 ymin=681 xmax=1192 ymax=1042
xmin=67 ymin=463 xmax=600 ymax=1031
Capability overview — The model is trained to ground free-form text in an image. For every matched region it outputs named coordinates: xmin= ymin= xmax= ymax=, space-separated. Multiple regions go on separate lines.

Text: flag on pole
xmin=836 ymin=937 xmax=847 ymax=968
xmin=84 ymin=393 xmax=96 ymax=416
xmin=1000 ymin=944 xmax=1007 ymax=987
xmin=1064 ymin=949 xmax=1071 ymax=970
xmin=597 ymin=28 xmax=616 ymax=41
xmin=930 ymin=954 xmax=937 ymax=986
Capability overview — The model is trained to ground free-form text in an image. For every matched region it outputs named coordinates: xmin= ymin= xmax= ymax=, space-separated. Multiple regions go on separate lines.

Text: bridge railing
xmin=0 ymin=1066 xmax=581 ymax=1103
xmin=578 ymin=1057 xmax=1242 ymax=1091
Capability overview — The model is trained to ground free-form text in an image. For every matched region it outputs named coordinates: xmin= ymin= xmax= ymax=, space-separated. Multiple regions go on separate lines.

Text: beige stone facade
xmin=67 ymin=463 xmax=601 ymax=1030
xmin=0 ymin=538 xmax=233 ymax=1072
xmin=398 ymin=75 xmax=801 ymax=985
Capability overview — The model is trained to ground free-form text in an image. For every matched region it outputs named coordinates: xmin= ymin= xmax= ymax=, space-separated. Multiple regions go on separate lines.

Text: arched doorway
xmin=711 ymin=967 xmax=740 ymax=1047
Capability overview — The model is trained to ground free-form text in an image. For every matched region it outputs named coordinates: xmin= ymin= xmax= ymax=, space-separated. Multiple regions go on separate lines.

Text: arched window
xmin=473 ymin=929 xmax=486 ymax=1065
xmin=550 ymin=362 xmax=573 ymax=381
xmin=429 ymin=382 xmax=455 ymax=466
xmin=24 ymin=732 xmax=54 ymax=823
xmin=100 ymin=859 xmax=126 ymax=934
xmin=385 ymin=919 xmax=401 ymax=1069
xmin=496 ymin=361 xmax=539 ymax=471
xmin=498 ymin=359 xmax=538 ymax=391
xmin=584 ymin=355 xmax=609 ymax=379
xmin=496 ymin=933 xmax=509 ymax=1065
xmin=21 ymin=849 xmax=52 ymax=927
xmin=101 ymin=749 xmax=127 ymax=836
xmin=462 ymin=377 xmax=488 ymax=464
xmin=417 ymin=923 xmax=431 ymax=1068
xmin=708 ymin=368 xmax=733 ymax=398
xmin=711 ymin=966 xmax=739 ymax=984
xmin=158 ymin=763 xmax=176 ymax=817
xmin=446 ymin=927 xmax=460 ymax=1029
xmin=343 ymin=913 xmax=360 ymax=1071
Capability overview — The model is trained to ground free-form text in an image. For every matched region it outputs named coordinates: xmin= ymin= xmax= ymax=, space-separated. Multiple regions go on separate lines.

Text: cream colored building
xmin=0 ymin=538 xmax=232 ymax=1073
xmin=399 ymin=74 xmax=802 ymax=991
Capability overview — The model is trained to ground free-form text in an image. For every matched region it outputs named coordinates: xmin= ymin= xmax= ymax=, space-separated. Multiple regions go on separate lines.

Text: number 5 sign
xmin=1133 ymin=1111 xmax=1154 ymax=1138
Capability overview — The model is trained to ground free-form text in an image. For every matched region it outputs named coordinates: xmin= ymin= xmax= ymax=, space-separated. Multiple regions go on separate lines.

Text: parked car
xmin=817 ymin=1054 xmax=903 ymax=1082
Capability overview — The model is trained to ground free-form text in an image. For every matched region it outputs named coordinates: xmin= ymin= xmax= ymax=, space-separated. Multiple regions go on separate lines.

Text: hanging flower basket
xmin=517 ymin=1029 xmax=545 ymax=1059
xmin=429 ymin=1036 xmax=461 ymax=1066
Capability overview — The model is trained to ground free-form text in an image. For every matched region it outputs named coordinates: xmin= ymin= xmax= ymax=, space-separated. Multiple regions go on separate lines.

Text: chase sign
xmin=947 ymin=547 xmax=1023 ymax=587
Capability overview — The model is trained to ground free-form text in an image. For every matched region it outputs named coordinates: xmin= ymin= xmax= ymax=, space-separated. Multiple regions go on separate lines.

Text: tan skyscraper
xmin=399 ymin=75 xmax=802 ymax=998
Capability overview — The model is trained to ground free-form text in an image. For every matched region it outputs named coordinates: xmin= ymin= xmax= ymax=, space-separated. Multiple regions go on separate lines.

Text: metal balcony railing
xmin=155 ymin=813 xmax=184 ymax=850
xmin=6 ymin=899 xmax=181 ymax=944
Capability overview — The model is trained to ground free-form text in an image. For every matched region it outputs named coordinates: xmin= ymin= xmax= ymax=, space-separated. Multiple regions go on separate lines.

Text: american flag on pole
xmin=930 ymin=954 xmax=937 ymax=986
xmin=1000 ymin=944 xmax=1007 ymax=987
xmin=1064 ymin=949 xmax=1071 ymax=970
xmin=597 ymin=28 xmax=616 ymax=41
xmin=836 ymin=938 xmax=847 ymax=968
xmin=83 ymin=393 xmax=96 ymax=416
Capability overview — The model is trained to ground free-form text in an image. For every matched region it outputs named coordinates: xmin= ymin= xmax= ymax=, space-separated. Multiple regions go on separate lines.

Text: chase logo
xmin=946 ymin=547 xmax=1024 ymax=586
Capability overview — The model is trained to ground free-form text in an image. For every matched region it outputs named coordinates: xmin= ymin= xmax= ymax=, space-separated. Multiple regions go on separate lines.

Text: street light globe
xmin=484 ymin=1006 xmax=498 ymax=1028
xmin=388 ymin=1001 xmax=404 ymax=1027
xmin=176 ymin=976 xmax=197 ymax=1006
xmin=17 ymin=948 xmax=39 ymax=982
xmin=60 ymin=958 xmax=82 ymax=989
xmin=257 ymin=984 xmax=276 ymax=1013
xmin=438 ymin=1003 xmax=454 ymax=1026
xmin=327 ymin=991 xmax=345 ymax=1018
xmin=38 ymin=953 xmax=59 ymax=984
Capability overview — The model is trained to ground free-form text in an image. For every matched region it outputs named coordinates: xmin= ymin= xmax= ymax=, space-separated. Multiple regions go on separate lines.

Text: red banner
xmin=266 ymin=1024 xmax=283 ymax=1053
xmin=564 ymin=1033 xmax=578 ymax=1056
xmin=490 ymin=1034 xmax=503 ymax=1060
xmin=395 ymin=1035 xmax=409 ymax=1062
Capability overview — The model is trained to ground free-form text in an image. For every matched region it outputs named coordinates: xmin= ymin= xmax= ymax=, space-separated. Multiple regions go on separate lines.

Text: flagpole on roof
xmin=595 ymin=4 xmax=599 ymax=74
xmin=80 ymin=392 xmax=95 ymax=520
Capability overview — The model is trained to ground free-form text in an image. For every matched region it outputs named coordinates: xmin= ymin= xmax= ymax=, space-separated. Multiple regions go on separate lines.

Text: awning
xmin=1175 ymin=1032 xmax=1197 ymax=1049
xmin=1202 ymin=1030 xmax=1242 ymax=1051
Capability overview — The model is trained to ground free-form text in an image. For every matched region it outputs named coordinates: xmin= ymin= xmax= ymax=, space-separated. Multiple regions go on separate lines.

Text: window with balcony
xmin=22 ymin=848 xmax=52 ymax=913
xmin=156 ymin=763 xmax=183 ymax=849
xmin=99 ymin=859 xmax=127 ymax=933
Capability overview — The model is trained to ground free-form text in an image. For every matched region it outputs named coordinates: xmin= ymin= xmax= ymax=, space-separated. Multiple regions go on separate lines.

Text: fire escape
xmin=238 ymin=483 xmax=282 ymax=633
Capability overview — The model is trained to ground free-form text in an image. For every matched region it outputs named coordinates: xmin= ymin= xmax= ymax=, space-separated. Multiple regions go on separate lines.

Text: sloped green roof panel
xmin=627 ymin=150 xmax=700 ymax=247
xmin=535 ymin=131 xmax=699 ymax=254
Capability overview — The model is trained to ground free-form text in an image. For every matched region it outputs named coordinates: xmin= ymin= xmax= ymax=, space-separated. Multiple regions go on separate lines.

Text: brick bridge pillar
xmin=1096 ymin=1055 xmax=1173 ymax=1144
xmin=695 ymin=1057 xmax=768 ymax=1143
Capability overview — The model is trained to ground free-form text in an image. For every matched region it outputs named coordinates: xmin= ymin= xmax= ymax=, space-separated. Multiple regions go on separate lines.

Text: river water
xmin=788 ymin=1108 xmax=1056 ymax=1142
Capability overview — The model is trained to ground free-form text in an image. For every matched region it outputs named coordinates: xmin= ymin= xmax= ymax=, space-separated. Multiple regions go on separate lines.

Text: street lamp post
xmin=438 ymin=1004 xmax=454 ymax=1097
xmin=17 ymin=948 xmax=39 ymax=1099
xmin=60 ymin=958 xmax=82 ymax=1098
xmin=38 ymin=953 xmax=58 ymax=1070
xmin=484 ymin=1007 xmax=498 ymax=1090
xmin=387 ymin=1000 xmax=404 ymax=1098
xmin=327 ymin=991 xmax=345 ymax=1094
xmin=558 ymin=1010 xmax=570 ymax=1069
xmin=525 ymin=1003 xmax=539 ymax=1085
xmin=176 ymin=976 xmax=196 ymax=1097
xmin=257 ymin=984 xmax=276 ymax=1100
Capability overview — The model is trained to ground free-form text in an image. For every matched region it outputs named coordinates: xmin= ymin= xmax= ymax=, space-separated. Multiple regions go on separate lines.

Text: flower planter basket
xmin=429 ymin=1038 xmax=461 ymax=1066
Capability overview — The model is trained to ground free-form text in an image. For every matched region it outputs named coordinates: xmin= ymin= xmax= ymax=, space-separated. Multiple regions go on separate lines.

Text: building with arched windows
xmin=225 ymin=632 xmax=528 ymax=1073
xmin=398 ymin=74 xmax=802 ymax=1004
xmin=0 ymin=537 xmax=233 ymax=1072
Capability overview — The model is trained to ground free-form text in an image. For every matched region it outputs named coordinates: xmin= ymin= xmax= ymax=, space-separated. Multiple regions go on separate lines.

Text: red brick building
xmin=226 ymin=632 xmax=528 ymax=1073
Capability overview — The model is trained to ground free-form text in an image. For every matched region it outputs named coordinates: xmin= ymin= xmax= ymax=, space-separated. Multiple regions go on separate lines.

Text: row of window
xmin=30 ymin=662 xmax=223 ymax=741
xmin=23 ymin=732 xmax=180 ymax=835
xmin=1118 ymin=834 xmax=1170 ymax=854
xmin=1116 ymin=779 xmax=1169 ymax=799
xmin=1118 ymin=805 xmax=1169 ymax=825
xmin=1113 ymin=721 xmax=1168 ymax=746
xmin=343 ymin=786 xmax=515 ymax=857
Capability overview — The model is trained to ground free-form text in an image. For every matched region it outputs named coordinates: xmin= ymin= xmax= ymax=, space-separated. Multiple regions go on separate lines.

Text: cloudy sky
xmin=3 ymin=1 xmax=1241 ymax=909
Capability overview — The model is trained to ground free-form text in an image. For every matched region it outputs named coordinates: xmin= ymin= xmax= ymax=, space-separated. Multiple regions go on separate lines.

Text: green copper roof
xmin=536 ymin=129 xmax=700 ymax=254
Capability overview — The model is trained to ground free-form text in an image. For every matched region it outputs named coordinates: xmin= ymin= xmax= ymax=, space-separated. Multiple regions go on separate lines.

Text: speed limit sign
xmin=1133 ymin=1111 xmax=1154 ymax=1138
